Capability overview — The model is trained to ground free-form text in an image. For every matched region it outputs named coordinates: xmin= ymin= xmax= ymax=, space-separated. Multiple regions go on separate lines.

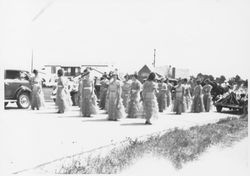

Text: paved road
xmin=0 ymin=102 xmax=241 ymax=174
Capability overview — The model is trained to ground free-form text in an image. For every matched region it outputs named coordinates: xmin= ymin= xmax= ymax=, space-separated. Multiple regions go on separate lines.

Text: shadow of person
xmin=120 ymin=122 xmax=146 ymax=126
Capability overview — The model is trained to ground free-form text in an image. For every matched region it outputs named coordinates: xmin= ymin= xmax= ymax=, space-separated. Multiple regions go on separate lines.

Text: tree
xmin=228 ymin=77 xmax=235 ymax=86
xmin=215 ymin=77 xmax=221 ymax=83
xmin=235 ymin=75 xmax=241 ymax=82
xmin=234 ymin=75 xmax=244 ymax=86
xmin=244 ymin=79 xmax=248 ymax=87
xmin=208 ymin=75 xmax=214 ymax=81
xmin=219 ymin=75 xmax=226 ymax=84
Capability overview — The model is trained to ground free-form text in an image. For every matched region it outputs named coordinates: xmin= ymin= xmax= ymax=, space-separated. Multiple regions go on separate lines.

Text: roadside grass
xmin=58 ymin=115 xmax=248 ymax=174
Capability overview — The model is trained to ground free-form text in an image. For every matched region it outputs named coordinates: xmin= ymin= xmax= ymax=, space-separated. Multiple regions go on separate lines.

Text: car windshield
xmin=5 ymin=70 xmax=29 ymax=80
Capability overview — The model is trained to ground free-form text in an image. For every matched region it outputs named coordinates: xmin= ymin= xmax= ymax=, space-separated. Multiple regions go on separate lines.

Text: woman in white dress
xmin=30 ymin=69 xmax=45 ymax=110
xmin=107 ymin=72 xmax=124 ymax=121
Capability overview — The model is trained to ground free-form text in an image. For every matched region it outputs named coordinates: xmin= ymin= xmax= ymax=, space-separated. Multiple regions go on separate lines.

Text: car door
xmin=4 ymin=70 xmax=26 ymax=99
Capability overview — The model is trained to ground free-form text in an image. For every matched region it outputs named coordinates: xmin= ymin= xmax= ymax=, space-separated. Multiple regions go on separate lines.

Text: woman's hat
xmin=160 ymin=77 xmax=165 ymax=81
xmin=112 ymin=71 xmax=118 ymax=76
xmin=102 ymin=72 xmax=108 ymax=78
xmin=111 ymin=70 xmax=120 ymax=80
xmin=124 ymin=74 xmax=129 ymax=79
xmin=82 ymin=68 xmax=90 ymax=77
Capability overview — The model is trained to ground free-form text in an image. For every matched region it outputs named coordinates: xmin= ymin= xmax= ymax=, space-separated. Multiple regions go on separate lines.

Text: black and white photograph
xmin=0 ymin=0 xmax=249 ymax=175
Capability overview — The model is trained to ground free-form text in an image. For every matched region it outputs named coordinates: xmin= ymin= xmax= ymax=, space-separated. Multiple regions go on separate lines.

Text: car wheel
xmin=216 ymin=106 xmax=222 ymax=112
xmin=239 ymin=108 xmax=244 ymax=114
xmin=4 ymin=102 xmax=8 ymax=107
xmin=17 ymin=92 xmax=31 ymax=109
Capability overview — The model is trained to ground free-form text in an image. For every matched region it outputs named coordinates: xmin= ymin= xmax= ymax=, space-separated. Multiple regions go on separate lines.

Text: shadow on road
xmin=34 ymin=111 xmax=60 ymax=114
xmin=57 ymin=115 xmax=82 ymax=118
xmin=81 ymin=118 xmax=110 ymax=122
xmin=218 ymin=110 xmax=242 ymax=115
xmin=4 ymin=107 xmax=27 ymax=110
xmin=120 ymin=122 xmax=146 ymax=126
xmin=164 ymin=112 xmax=181 ymax=115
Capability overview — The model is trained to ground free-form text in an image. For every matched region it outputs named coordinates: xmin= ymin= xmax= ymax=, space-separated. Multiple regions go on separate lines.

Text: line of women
xmin=172 ymin=78 xmax=213 ymax=115
xmin=77 ymin=69 xmax=159 ymax=124
xmin=30 ymin=68 xmax=213 ymax=125
xmin=99 ymin=72 xmax=213 ymax=119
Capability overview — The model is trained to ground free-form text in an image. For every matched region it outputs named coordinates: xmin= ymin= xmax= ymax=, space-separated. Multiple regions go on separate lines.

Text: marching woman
xmin=99 ymin=74 xmax=109 ymax=110
xmin=157 ymin=77 xmax=168 ymax=112
xmin=183 ymin=78 xmax=192 ymax=111
xmin=173 ymin=79 xmax=185 ymax=114
xmin=80 ymin=69 xmax=97 ymax=117
xmin=127 ymin=73 xmax=142 ymax=118
xmin=56 ymin=69 xmax=71 ymax=113
xmin=30 ymin=69 xmax=45 ymax=110
xmin=142 ymin=72 xmax=158 ymax=125
xmin=77 ymin=76 xmax=83 ymax=108
xmin=121 ymin=74 xmax=131 ymax=112
xmin=107 ymin=72 xmax=124 ymax=121
xmin=191 ymin=80 xmax=204 ymax=113
xmin=202 ymin=79 xmax=213 ymax=112
xmin=165 ymin=78 xmax=172 ymax=108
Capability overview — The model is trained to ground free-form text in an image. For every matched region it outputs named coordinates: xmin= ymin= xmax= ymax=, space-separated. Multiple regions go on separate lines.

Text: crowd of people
xmin=28 ymin=68 xmax=248 ymax=125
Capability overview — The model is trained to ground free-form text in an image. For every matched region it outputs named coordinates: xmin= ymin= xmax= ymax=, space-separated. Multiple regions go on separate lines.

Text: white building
xmin=175 ymin=68 xmax=190 ymax=79
xmin=155 ymin=65 xmax=190 ymax=79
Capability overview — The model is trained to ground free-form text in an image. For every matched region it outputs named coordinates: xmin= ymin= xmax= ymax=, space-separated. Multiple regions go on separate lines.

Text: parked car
xmin=4 ymin=69 xmax=32 ymax=108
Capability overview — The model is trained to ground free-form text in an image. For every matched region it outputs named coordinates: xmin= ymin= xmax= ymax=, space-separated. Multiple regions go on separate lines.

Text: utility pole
xmin=31 ymin=49 xmax=34 ymax=72
xmin=153 ymin=49 xmax=156 ymax=68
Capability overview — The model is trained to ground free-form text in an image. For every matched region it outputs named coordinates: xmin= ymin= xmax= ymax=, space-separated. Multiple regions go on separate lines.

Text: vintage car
xmin=213 ymin=91 xmax=248 ymax=114
xmin=4 ymin=69 xmax=32 ymax=108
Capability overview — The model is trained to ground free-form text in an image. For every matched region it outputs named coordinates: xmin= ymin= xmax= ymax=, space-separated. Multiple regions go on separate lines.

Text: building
xmin=155 ymin=65 xmax=174 ymax=78
xmin=155 ymin=65 xmax=190 ymax=79
xmin=137 ymin=65 xmax=162 ymax=82
xmin=174 ymin=68 xmax=190 ymax=79
xmin=81 ymin=64 xmax=110 ymax=77
xmin=137 ymin=64 xmax=190 ymax=82
xmin=42 ymin=64 xmax=110 ymax=77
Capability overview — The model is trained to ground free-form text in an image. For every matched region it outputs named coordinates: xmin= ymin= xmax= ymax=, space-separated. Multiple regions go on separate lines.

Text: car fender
xmin=15 ymin=86 xmax=32 ymax=99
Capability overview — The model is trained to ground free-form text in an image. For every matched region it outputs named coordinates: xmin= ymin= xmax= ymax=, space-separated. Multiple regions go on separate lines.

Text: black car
xmin=4 ymin=69 xmax=32 ymax=108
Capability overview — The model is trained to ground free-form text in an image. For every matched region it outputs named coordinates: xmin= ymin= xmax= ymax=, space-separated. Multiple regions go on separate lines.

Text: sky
xmin=1 ymin=0 xmax=250 ymax=79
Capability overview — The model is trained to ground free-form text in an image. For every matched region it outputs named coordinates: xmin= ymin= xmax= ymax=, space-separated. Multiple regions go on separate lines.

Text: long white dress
xmin=30 ymin=76 xmax=45 ymax=110
xmin=107 ymin=80 xmax=125 ymax=120
xmin=142 ymin=81 xmax=158 ymax=121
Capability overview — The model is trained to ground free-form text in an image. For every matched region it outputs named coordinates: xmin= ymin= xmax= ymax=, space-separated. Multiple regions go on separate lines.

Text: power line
xmin=32 ymin=1 xmax=54 ymax=22
xmin=31 ymin=1 xmax=55 ymax=72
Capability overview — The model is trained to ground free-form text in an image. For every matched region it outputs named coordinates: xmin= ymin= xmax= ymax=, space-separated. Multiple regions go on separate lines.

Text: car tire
xmin=216 ymin=106 xmax=222 ymax=112
xmin=17 ymin=92 xmax=31 ymax=109
xmin=239 ymin=108 xmax=244 ymax=114
xmin=5 ymin=102 xmax=8 ymax=107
